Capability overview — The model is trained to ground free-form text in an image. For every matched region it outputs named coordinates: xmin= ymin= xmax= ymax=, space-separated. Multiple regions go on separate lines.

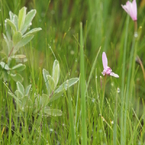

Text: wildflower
xmin=102 ymin=52 xmax=119 ymax=78
xmin=121 ymin=0 xmax=137 ymax=21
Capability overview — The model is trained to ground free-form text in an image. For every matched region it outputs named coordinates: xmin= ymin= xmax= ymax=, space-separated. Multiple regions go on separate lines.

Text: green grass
xmin=1 ymin=0 xmax=145 ymax=144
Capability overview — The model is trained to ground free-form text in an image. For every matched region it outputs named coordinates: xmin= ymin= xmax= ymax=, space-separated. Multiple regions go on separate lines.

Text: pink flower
xmin=102 ymin=52 xmax=119 ymax=78
xmin=121 ymin=0 xmax=137 ymax=21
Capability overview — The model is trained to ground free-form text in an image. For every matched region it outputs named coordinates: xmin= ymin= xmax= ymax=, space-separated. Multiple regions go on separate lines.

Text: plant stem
xmin=8 ymin=46 xmax=14 ymax=57
xmin=80 ymin=22 xmax=87 ymax=145
xmin=101 ymin=75 xmax=107 ymax=113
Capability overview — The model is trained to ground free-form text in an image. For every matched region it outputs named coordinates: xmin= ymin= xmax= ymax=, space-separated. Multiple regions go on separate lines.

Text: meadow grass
xmin=0 ymin=0 xmax=145 ymax=145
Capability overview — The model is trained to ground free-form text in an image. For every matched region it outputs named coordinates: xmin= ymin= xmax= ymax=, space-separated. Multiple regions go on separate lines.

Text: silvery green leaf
xmin=20 ymin=96 xmax=30 ymax=111
xmin=8 ymin=90 xmax=21 ymax=105
xmin=41 ymin=94 xmax=49 ymax=107
xmin=44 ymin=107 xmax=62 ymax=117
xmin=5 ymin=21 xmax=11 ymax=41
xmin=52 ymin=60 xmax=60 ymax=87
xmin=0 ymin=62 xmax=10 ymax=70
xmin=16 ymin=81 xmax=24 ymax=95
xmin=4 ymin=82 xmax=21 ymax=104
xmin=25 ymin=84 xmax=31 ymax=96
xmin=13 ymin=31 xmax=22 ymax=44
xmin=9 ymin=11 xmax=18 ymax=29
xmin=10 ymin=54 xmax=26 ymax=59
xmin=55 ymin=78 xmax=79 ymax=93
xmin=18 ymin=7 xmax=27 ymax=30
xmin=8 ymin=90 xmax=19 ymax=101
xmin=13 ymin=15 xmax=18 ymax=30
xmin=9 ymin=11 xmax=14 ymax=20
xmin=14 ymin=35 xmax=34 ymax=54
xmin=3 ymin=34 xmax=10 ymax=51
xmin=6 ymin=19 xmax=17 ymax=32
xmin=46 ymin=75 xmax=55 ymax=91
xmin=21 ymin=9 xmax=36 ymax=34
xmin=23 ymin=28 xmax=42 ymax=37
xmin=48 ymin=92 xmax=63 ymax=103
xmin=10 ymin=73 xmax=23 ymax=82
xmin=15 ymin=90 xmax=23 ymax=99
xmin=43 ymin=69 xmax=50 ymax=95
xmin=11 ymin=64 xmax=26 ymax=72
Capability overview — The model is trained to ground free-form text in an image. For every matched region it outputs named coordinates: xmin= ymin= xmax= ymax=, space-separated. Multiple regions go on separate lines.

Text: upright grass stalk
xmin=75 ymin=80 xmax=80 ymax=128
xmin=8 ymin=96 xmax=12 ymax=145
xmin=113 ymin=90 xmax=118 ymax=145
xmin=130 ymin=38 xmax=138 ymax=98
xmin=80 ymin=22 xmax=87 ymax=145
xmin=121 ymin=16 xmax=129 ymax=145
xmin=67 ymin=89 xmax=76 ymax=145
xmin=86 ymin=47 xmax=101 ymax=90
xmin=124 ymin=35 xmax=136 ymax=145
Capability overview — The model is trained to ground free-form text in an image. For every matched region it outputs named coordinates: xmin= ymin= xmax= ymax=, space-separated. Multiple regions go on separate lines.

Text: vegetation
xmin=0 ymin=0 xmax=145 ymax=144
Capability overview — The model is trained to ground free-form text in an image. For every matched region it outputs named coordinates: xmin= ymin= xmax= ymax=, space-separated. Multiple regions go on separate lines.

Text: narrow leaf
xmin=15 ymin=90 xmax=23 ymax=99
xmin=16 ymin=81 xmax=24 ymax=95
xmin=41 ymin=94 xmax=49 ymax=107
xmin=48 ymin=92 xmax=63 ymax=103
xmin=47 ymin=75 xmax=55 ymax=91
xmin=3 ymin=33 xmax=10 ymax=52
xmin=55 ymin=78 xmax=79 ymax=93
xmin=13 ymin=31 xmax=22 ymax=44
xmin=25 ymin=84 xmax=31 ymax=96
xmin=18 ymin=7 xmax=27 ymax=30
xmin=13 ymin=15 xmax=18 ymax=30
xmin=5 ymin=21 xmax=11 ymax=41
xmin=11 ymin=64 xmax=26 ymax=72
xmin=9 ymin=11 xmax=14 ymax=20
xmin=44 ymin=107 xmax=62 ymax=117
xmin=23 ymin=28 xmax=42 ymax=37
xmin=10 ymin=54 xmax=26 ymax=59
xmin=6 ymin=19 xmax=17 ymax=32
xmin=21 ymin=9 xmax=36 ymax=34
xmin=52 ymin=60 xmax=60 ymax=87
xmin=14 ymin=35 xmax=34 ymax=54
xmin=10 ymin=73 xmax=23 ymax=82
xmin=43 ymin=69 xmax=50 ymax=95
xmin=3 ymin=82 xmax=21 ymax=104
xmin=0 ymin=62 xmax=10 ymax=70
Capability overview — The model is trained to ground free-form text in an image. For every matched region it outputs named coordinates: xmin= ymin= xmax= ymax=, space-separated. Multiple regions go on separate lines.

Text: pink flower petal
xmin=102 ymin=52 xmax=119 ymax=78
xmin=121 ymin=0 xmax=137 ymax=21
xmin=110 ymin=72 xmax=119 ymax=78
xmin=132 ymin=0 xmax=137 ymax=20
xmin=102 ymin=52 xmax=108 ymax=69
xmin=105 ymin=67 xmax=112 ymax=75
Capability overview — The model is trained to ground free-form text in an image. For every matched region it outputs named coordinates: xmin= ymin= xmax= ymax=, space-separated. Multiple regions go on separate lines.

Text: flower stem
xmin=101 ymin=75 xmax=107 ymax=113
xmin=134 ymin=21 xmax=138 ymax=37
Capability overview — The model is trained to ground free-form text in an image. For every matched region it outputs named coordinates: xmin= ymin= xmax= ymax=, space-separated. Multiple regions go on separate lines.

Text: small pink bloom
xmin=121 ymin=0 xmax=137 ymax=21
xmin=102 ymin=52 xmax=119 ymax=78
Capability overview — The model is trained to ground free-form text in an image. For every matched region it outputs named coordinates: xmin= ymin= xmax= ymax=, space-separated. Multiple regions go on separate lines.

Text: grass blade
xmin=80 ymin=22 xmax=87 ymax=145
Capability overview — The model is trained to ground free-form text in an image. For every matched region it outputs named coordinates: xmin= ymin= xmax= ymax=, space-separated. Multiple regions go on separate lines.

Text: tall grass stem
xmin=121 ymin=16 xmax=129 ymax=145
xmin=80 ymin=22 xmax=87 ymax=145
